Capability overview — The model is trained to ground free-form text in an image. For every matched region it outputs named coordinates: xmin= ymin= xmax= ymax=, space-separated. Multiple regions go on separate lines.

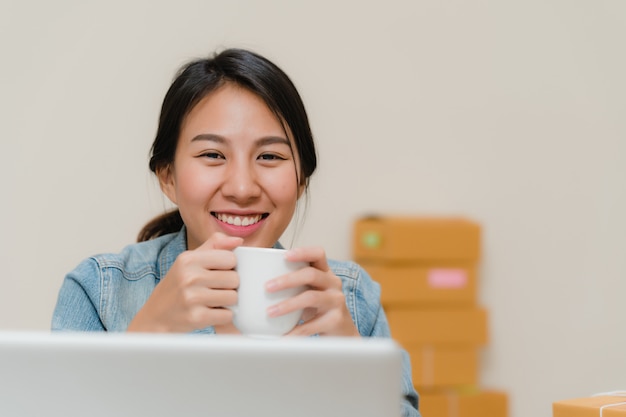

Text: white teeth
xmin=216 ymin=213 xmax=262 ymax=226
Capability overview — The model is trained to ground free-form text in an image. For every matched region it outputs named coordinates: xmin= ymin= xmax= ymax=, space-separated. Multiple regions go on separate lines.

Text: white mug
xmin=230 ymin=246 xmax=308 ymax=338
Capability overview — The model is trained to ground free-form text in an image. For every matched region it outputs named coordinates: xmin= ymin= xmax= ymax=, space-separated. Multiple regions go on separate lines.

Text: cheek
xmin=174 ymin=165 xmax=217 ymax=203
xmin=273 ymin=172 xmax=300 ymax=205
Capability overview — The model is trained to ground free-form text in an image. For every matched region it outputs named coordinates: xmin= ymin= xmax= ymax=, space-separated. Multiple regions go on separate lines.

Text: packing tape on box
xmin=599 ymin=402 xmax=626 ymax=417
xmin=445 ymin=389 xmax=459 ymax=417
xmin=593 ymin=392 xmax=626 ymax=397
xmin=592 ymin=391 xmax=626 ymax=417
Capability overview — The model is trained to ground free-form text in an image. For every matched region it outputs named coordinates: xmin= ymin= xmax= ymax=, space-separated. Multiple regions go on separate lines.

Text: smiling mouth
xmin=212 ymin=212 xmax=269 ymax=226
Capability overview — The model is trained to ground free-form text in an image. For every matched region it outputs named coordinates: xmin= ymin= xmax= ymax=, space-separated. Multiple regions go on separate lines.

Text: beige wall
xmin=1 ymin=1 xmax=625 ymax=416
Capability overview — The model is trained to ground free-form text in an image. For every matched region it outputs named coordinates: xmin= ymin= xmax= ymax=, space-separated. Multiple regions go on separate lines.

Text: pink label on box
xmin=427 ymin=268 xmax=467 ymax=289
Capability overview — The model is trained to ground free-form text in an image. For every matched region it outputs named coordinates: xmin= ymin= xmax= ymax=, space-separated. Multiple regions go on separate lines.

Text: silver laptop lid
xmin=0 ymin=331 xmax=402 ymax=417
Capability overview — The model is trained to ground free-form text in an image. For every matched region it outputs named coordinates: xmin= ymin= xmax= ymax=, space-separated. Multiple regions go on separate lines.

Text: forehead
xmin=181 ymin=83 xmax=290 ymax=140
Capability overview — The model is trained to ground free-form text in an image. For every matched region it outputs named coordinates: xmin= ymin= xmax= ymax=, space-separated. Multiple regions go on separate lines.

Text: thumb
xmin=200 ymin=232 xmax=243 ymax=251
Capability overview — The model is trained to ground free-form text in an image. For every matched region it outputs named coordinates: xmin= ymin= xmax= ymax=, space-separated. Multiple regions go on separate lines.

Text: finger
xmin=287 ymin=308 xmax=360 ymax=337
xmin=199 ymin=270 xmax=239 ymax=290
xmin=266 ymin=267 xmax=340 ymax=293
xmin=177 ymin=248 xmax=237 ymax=271
xmin=187 ymin=306 xmax=234 ymax=328
xmin=195 ymin=233 xmax=244 ymax=270
xmin=300 ymin=307 xmax=317 ymax=322
xmin=285 ymin=246 xmax=330 ymax=272
xmin=267 ymin=288 xmax=344 ymax=318
xmin=200 ymin=232 xmax=244 ymax=251
xmin=285 ymin=309 xmax=341 ymax=337
xmin=204 ymin=289 xmax=238 ymax=308
xmin=182 ymin=286 xmax=238 ymax=308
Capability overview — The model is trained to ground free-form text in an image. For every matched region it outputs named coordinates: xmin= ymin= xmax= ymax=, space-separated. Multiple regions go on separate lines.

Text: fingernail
xmin=265 ymin=280 xmax=278 ymax=291
xmin=267 ymin=305 xmax=279 ymax=317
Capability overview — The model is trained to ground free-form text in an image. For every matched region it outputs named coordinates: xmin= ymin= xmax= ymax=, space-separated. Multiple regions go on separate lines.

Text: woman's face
xmin=159 ymin=83 xmax=304 ymax=250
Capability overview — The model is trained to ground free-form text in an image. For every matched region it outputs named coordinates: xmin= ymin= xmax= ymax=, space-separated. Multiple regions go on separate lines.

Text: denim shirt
xmin=52 ymin=228 xmax=420 ymax=417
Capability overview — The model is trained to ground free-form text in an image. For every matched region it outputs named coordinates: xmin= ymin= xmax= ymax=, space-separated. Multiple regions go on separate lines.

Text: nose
xmin=221 ymin=160 xmax=262 ymax=203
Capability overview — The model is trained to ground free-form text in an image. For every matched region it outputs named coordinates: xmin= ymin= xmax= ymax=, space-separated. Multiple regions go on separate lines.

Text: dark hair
xmin=137 ymin=48 xmax=317 ymax=242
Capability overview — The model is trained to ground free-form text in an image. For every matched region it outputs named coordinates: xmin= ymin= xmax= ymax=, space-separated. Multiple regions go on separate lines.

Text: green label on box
xmin=361 ymin=231 xmax=381 ymax=249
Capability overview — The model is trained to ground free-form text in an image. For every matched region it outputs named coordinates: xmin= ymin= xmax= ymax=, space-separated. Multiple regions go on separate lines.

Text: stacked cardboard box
xmin=353 ymin=215 xmax=508 ymax=417
xmin=553 ymin=394 xmax=626 ymax=417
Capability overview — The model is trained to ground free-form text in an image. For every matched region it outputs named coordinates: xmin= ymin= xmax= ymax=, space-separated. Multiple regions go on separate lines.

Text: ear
xmin=157 ymin=165 xmax=178 ymax=205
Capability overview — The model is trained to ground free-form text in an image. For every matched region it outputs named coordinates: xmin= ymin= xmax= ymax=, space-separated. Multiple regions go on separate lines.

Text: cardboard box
xmin=420 ymin=389 xmax=508 ymax=417
xmin=386 ymin=308 xmax=488 ymax=346
xmin=407 ymin=345 xmax=479 ymax=388
xmin=362 ymin=262 xmax=477 ymax=307
xmin=553 ymin=395 xmax=626 ymax=417
xmin=353 ymin=216 xmax=481 ymax=263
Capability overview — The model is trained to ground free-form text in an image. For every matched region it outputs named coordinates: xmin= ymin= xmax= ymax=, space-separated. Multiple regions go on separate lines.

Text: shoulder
xmin=71 ymin=232 xmax=179 ymax=282
xmin=57 ymin=233 xmax=181 ymax=331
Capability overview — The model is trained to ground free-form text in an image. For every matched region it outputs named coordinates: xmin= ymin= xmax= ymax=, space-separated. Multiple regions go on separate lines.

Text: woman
xmin=52 ymin=48 xmax=420 ymax=416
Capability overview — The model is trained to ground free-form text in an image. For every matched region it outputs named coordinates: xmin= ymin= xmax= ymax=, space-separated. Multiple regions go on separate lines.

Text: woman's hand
xmin=127 ymin=233 xmax=242 ymax=333
xmin=265 ymin=247 xmax=360 ymax=337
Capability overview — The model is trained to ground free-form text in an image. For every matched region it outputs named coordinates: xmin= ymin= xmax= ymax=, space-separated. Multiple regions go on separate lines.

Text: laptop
xmin=0 ymin=331 xmax=403 ymax=417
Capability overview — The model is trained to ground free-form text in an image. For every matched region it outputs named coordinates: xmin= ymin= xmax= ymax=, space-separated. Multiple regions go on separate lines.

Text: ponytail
xmin=137 ymin=209 xmax=184 ymax=242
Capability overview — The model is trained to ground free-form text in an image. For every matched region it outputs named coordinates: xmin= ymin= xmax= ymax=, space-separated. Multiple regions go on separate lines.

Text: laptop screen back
xmin=0 ymin=332 xmax=402 ymax=417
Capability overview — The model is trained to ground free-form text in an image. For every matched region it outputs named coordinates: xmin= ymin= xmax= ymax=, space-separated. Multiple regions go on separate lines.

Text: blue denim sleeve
xmin=51 ymin=258 xmax=106 ymax=331
xmin=370 ymin=305 xmax=421 ymax=417
xmin=354 ymin=265 xmax=421 ymax=417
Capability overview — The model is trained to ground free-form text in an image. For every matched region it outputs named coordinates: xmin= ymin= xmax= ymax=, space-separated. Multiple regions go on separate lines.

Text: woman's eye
xmin=200 ymin=152 xmax=223 ymax=159
xmin=259 ymin=153 xmax=285 ymax=161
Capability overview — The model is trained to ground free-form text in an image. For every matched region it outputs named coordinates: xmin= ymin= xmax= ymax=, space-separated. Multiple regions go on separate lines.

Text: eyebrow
xmin=190 ymin=133 xmax=226 ymax=144
xmin=190 ymin=134 xmax=291 ymax=148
